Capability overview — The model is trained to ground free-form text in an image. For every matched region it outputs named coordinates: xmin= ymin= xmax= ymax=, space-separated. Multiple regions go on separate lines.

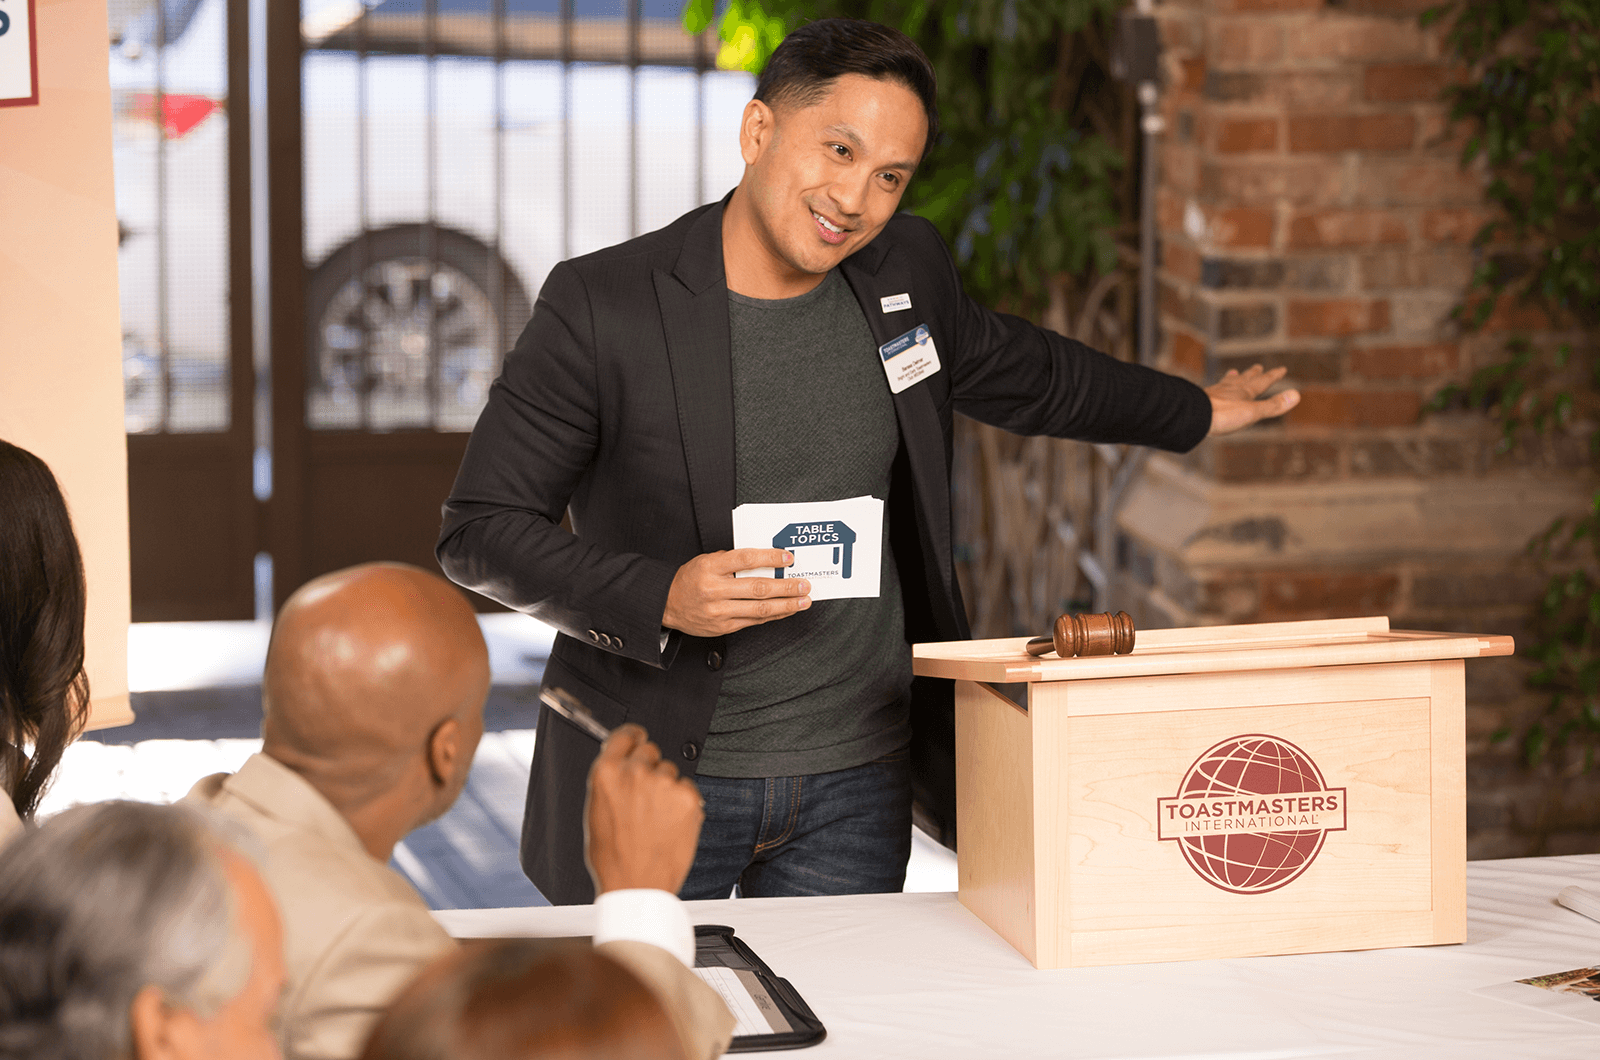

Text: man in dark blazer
xmin=438 ymin=19 xmax=1298 ymax=905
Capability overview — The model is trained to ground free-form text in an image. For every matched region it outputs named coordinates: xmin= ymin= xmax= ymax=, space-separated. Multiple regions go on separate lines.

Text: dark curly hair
xmin=0 ymin=440 xmax=89 ymax=821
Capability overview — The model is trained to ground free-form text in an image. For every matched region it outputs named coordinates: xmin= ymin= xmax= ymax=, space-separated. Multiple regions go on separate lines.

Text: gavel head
xmin=1052 ymin=610 xmax=1136 ymax=658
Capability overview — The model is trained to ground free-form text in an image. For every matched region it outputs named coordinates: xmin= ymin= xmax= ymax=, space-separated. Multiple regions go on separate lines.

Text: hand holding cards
xmin=732 ymin=495 xmax=885 ymax=601
xmin=661 ymin=548 xmax=812 ymax=638
xmin=660 ymin=495 xmax=884 ymax=637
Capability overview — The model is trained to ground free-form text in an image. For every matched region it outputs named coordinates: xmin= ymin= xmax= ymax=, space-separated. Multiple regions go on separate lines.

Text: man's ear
xmin=427 ymin=717 xmax=462 ymax=788
xmin=129 ymin=983 xmax=194 ymax=1060
xmin=739 ymin=98 xmax=775 ymax=166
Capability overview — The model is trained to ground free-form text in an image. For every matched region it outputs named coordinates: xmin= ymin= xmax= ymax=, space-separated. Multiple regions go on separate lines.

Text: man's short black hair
xmin=754 ymin=18 xmax=940 ymax=161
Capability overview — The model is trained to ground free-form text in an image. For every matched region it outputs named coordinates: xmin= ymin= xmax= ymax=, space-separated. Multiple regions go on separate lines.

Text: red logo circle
xmin=1168 ymin=734 xmax=1337 ymax=894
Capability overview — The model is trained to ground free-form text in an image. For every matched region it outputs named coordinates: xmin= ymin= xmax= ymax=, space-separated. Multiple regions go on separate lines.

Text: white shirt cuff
xmin=593 ymin=888 xmax=696 ymax=969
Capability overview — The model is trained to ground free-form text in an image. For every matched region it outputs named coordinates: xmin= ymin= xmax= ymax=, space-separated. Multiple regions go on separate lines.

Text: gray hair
xmin=0 ymin=800 xmax=262 ymax=1060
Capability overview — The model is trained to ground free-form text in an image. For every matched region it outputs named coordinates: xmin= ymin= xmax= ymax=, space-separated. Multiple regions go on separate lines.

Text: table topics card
xmin=732 ymin=495 xmax=884 ymax=601
xmin=0 ymin=0 xmax=39 ymax=107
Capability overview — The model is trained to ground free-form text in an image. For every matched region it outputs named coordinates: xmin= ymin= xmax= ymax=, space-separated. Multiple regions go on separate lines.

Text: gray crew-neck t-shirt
xmin=698 ymin=269 xmax=913 ymax=778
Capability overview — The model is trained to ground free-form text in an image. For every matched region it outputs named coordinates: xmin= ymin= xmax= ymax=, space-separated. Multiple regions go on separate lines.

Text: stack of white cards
xmin=732 ymin=495 xmax=884 ymax=601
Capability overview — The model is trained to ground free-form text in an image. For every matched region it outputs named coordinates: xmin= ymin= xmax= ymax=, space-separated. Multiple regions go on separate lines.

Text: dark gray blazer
xmin=438 ymin=197 xmax=1211 ymax=904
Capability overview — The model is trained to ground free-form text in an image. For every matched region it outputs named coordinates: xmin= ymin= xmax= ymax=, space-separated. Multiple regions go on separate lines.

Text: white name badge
xmin=878 ymin=324 xmax=941 ymax=395
xmin=732 ymin=495 xmax=884 ymax=601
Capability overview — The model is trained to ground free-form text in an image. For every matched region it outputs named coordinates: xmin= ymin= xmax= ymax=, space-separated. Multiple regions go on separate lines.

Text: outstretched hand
xmin=584 ymin=724 xmax=705 ymax=895
xmin=1206 ymin=364 xmax=1300 ymax=436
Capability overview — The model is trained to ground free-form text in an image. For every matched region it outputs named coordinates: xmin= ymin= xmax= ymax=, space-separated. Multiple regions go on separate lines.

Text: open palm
xmin=1206 ymin=364 xmax=1300 ymax=436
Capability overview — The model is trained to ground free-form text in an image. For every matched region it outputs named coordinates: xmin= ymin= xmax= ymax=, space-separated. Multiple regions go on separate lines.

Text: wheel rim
xmin=308 ymin=256 xmax=500 ymax=432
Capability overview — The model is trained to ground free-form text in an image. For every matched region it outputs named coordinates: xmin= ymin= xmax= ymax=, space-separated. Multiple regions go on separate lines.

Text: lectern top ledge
xmin=915 ymin=614 xmax=1512 ymax=690
xmin=913 ymin=615 xmax=1513 ymax=969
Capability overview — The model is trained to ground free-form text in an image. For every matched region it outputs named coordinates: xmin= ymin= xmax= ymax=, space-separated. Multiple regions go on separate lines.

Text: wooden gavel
xmin=1025 ymin=611 xmax=1136 ymax=658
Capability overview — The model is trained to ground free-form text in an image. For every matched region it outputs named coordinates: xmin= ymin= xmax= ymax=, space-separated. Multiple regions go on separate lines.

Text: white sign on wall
xmin=0 ymin=0 xmax=39 ymax=108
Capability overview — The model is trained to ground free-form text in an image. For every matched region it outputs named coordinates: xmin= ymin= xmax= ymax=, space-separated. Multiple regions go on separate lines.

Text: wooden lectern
xmin=912 ymin=616 xmax=1514 ymax=969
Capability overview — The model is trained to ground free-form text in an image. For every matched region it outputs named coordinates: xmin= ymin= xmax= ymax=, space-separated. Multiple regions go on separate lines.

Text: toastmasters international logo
xmin=1156 ymin=734 xmax=1346 ymax=894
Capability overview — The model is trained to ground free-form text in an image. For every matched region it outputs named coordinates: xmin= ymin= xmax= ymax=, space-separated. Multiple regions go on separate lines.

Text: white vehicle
xmin=111 ymin=0 xmax=231 ymax=433
xmin=111 ymin=0 xmax=751 ymax=434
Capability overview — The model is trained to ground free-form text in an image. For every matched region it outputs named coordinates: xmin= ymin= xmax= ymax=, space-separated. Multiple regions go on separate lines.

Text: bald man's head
xmin=262 ymin=564 xmax=490 ymax=850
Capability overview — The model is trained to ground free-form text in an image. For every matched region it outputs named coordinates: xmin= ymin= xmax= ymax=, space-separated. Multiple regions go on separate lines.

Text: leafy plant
xmin=1422 ymin=0 xmax=1600 ymax=766
xmin=684 ymin=0 xmax=1130 ymax=317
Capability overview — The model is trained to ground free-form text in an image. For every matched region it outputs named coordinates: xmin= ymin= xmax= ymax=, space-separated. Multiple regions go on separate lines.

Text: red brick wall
xmin=1156 ymin=0 xmax=1488 ymax=482
xmin=1127 ymin=0 xmax=1598 ymax=857
xmin=1159 ymin=6 xmax=1598 ymax=546
xmin=1146 ymin=0 xmax=1590 ymax=571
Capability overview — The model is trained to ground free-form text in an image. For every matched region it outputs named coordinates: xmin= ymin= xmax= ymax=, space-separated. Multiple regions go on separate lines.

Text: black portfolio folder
xmin=694 ymin=924 xmax=826 ymax=1052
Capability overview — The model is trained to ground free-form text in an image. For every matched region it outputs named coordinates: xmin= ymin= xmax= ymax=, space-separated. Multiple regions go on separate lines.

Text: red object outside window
xmin=129 ymin=92 xmax=221 ymax=138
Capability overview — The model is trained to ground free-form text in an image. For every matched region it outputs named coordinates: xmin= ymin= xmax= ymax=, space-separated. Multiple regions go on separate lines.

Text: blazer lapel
xmin=839 ymin=237 xmax=956 ymax=604
xmin=655 ymin=202 xmax=736 ymax=553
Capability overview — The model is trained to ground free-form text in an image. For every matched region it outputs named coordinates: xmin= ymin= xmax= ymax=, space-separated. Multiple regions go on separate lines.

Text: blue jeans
xmin=679 ymin=746 xmax=913 ymax=900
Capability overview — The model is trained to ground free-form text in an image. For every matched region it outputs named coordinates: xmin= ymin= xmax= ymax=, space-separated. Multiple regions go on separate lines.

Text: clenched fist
xmin=584 ymin=724 xmax=706 ymax=895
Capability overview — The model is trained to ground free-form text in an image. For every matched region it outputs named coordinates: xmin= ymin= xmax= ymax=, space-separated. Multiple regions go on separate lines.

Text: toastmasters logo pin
xmin=1156 ymin=734 xmax=1346 ymax=895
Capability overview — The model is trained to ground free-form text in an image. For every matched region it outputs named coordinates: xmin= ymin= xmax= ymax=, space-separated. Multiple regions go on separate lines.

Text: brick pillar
xmin=1120 ymin=0 xmax=1597 ymax=857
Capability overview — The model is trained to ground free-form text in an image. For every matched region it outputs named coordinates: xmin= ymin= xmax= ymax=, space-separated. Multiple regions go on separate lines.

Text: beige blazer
xmin=186 ymin=754 xmax=455 ymax=1060
xmin=188 ymin=753 xmax=733 ymax=1060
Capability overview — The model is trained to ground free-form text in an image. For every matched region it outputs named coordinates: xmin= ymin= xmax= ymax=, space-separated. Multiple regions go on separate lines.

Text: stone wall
xmin=1122 ymin=0 xmax=1597 ymax=858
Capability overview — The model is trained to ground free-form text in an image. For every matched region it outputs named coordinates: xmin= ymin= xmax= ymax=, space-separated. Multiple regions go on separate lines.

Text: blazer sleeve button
xmin=587 ymin=629 xmax=600 ymax=642
xmin=599 ymin=633 xmax=614 ymax=648
xmin=705 ymin=650 xmax=724 ymax=671
xmin=681 ymin=741 xmax=700 ymax=761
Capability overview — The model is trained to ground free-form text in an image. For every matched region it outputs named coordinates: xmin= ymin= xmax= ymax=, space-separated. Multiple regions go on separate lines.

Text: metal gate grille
xmin=110 ymin=0 xmax=233 ymax=435
xmin=301 ymin=0 xmax=753 ymax=432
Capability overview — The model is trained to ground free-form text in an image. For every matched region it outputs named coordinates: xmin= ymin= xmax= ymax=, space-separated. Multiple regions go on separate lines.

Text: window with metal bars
xmin=109 ymin=0 xmax=751 ymax=436
xmin=111 ymin=0 xmax=232 ymax=435
xmin=300 ymin=0 xmax=753 ymax=432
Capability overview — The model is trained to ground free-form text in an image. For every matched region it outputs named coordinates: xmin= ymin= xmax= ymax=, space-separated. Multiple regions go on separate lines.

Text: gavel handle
xmin=1025 ymin=635 xmax=1054 ymax=657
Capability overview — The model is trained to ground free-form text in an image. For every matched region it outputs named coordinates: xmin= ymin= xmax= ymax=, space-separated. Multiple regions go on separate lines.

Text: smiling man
xmin=438 ymin=19 xmax=1298 ymax=904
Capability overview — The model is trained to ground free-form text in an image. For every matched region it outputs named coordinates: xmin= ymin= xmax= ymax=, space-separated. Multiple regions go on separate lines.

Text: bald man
xmin=187 ymin=563 xmax=732 ymax=1060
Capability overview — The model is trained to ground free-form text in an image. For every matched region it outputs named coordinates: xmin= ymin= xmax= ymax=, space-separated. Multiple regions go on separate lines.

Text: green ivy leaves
xmin=1434 ymin=0 xmax=1599 ymax=328
xmin=936 ymin=124 xmax=1121 ymax=302
xmin=1431 ymin=0 xmax=1600 ymax=768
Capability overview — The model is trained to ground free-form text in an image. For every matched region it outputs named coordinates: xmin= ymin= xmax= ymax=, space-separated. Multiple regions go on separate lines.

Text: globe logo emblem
xmin=1156 ymin=734 xmax=1347 ymax=895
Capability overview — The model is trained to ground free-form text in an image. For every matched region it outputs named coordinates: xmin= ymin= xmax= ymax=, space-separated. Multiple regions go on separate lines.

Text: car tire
xmin=304 ymin=224 xmax=532 ymax=431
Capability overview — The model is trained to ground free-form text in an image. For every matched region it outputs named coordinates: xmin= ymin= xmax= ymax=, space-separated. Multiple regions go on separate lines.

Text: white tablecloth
xmin=435 ymin=856 xmax=1600 ymax=1059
